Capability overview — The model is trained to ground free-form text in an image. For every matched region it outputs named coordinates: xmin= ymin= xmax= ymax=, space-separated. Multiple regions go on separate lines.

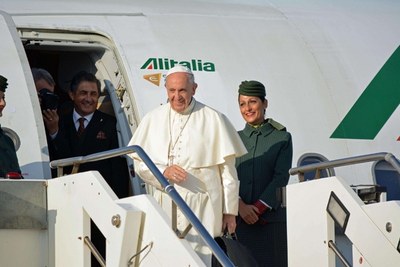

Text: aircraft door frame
xmin=18 ymin=27 xmax=145 ymax=193
xmin=0 ymin=11 xmax=51 ymax=179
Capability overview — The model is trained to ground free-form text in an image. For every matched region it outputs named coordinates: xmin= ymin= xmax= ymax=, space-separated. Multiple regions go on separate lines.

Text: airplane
xmin=0 ymin=0 xmax=399 ymax=266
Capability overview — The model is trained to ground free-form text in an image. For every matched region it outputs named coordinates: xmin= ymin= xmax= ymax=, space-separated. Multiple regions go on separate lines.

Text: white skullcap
xmin=165 ymin=65 xmax=193 ymax=78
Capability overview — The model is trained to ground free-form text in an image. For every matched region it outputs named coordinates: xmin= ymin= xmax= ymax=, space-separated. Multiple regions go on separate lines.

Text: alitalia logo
xmin=141 ymin=58 xmax=216 ymax=72
xmin=331 ymin=45 xmax=400 ymax=140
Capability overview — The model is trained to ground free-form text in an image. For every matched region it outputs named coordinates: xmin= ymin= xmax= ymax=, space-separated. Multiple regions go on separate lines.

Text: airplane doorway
xmin=19 ymin=28 xmax=144 ymax=195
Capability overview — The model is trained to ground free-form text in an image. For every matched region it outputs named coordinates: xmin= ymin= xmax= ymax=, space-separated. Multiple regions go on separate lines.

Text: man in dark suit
xmin=48 ymin=71 xmax=130 ymax=266
xmin=49 ymin=71 xmax=129 ymax=198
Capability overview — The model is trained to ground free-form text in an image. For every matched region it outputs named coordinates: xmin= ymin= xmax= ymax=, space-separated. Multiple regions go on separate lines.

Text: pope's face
xmin=239 ymin=95 xmax=268 ymax=125
xmin=165 ymin=72 xmax=197 ymax=113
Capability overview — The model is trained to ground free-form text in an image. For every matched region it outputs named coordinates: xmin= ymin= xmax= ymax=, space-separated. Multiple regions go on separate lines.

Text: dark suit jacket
xmin=52 ymin=110 xmax=129 ymax=198
xmin=236 ymin=119 xmax=293 ymax=223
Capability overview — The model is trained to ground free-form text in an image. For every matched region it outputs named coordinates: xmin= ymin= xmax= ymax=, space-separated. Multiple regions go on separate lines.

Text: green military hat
xmin=238 ymin=80 xmax=266 ymax=97
xmin=0 ymin=75 xmax=8 ymax=92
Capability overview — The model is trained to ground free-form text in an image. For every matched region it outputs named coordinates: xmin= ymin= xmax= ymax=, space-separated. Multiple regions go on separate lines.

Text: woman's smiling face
xmin=238 ymin=95 xmax=268 ymax=125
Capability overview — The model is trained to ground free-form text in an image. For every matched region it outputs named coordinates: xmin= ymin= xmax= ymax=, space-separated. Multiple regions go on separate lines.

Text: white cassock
xmin=128 ymin=98 xmax=247 ymax=265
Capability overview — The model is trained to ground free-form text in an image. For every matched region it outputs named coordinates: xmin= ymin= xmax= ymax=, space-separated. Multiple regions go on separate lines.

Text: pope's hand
xmin=164 ymin=165 xmax=187 ymax=183
xmin=222 ymin=214 xmax=237 ymax=234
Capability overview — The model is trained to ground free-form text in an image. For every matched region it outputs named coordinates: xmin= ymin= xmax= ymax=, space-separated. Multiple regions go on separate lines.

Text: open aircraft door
xmin=0 ymin=11 xmax=50 ymax=179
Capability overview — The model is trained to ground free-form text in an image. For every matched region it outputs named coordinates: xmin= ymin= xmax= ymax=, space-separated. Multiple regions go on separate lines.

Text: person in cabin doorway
xmin=128 ymin=65 xmax=247 ymax=266
xmin=0 ymin=75 xmax=22 ymax=178
xmin=50 ymin=70 xmax=129 ymax=197
xmin=32 ymin=68 xmax=59 ymax=133
xmin=235 ymin=80 xmax=293 ymax=267
xmin=32 ymin=68 xmax=59 ymax=177
xmin=32 ymin=68 xmax=58 ymax=106
xmin=49 ymin=71 xmax=130 ymax=267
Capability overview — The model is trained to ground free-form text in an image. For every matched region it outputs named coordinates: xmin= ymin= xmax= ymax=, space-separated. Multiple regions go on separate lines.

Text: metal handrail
xmin=289 ymin=152 xmax=400 ymax=182
xmin=84 ymin=236 xmax=106 ymax=267
xmin=328 ymin=240 xmax=352 ymax=267
xmin=50 ymin=145 xmax=235 ymax=267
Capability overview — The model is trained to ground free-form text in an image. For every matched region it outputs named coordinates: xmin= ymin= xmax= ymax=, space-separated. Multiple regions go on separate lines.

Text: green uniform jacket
xmin=236 ymin=119 xmax=293 ymax=221
xmin=0 ymin=126 xmax=21 ymax=177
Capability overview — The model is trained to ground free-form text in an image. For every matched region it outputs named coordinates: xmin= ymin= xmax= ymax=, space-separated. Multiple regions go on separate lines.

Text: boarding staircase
xmin=0 ymin=145 xmax=234 ymax=267
xmin=287 ymin=153 xmax=400 ymax=267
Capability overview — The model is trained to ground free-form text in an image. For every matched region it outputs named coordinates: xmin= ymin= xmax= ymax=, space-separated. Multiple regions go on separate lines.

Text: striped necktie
xmin=77 ymin=117 xmax=86 ymax=136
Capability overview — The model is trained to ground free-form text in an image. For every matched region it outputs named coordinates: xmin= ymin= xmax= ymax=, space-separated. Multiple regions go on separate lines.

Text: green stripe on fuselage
xmin=331 ymin=45 xmax=400 ymax=139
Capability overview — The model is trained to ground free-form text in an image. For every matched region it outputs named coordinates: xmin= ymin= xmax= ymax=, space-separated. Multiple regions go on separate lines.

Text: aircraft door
xmin=0 ymin=11 xmax=51 ymax=179
xmin=104 ymin=80 xmax=145 ymax=195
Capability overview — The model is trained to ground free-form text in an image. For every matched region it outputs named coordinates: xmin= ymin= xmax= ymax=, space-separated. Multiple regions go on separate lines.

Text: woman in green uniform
xmin=0 ymin=75 xmax=21 ymax=178
xmin=235 ymin=80 xmax=293 ymax=267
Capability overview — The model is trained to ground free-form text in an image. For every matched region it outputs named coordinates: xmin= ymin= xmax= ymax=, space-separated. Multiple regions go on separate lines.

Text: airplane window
xmin=297 ymin=153 xmax=335 ymax=181
xmin=372 ymin=160 xmax=400 ymax=200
